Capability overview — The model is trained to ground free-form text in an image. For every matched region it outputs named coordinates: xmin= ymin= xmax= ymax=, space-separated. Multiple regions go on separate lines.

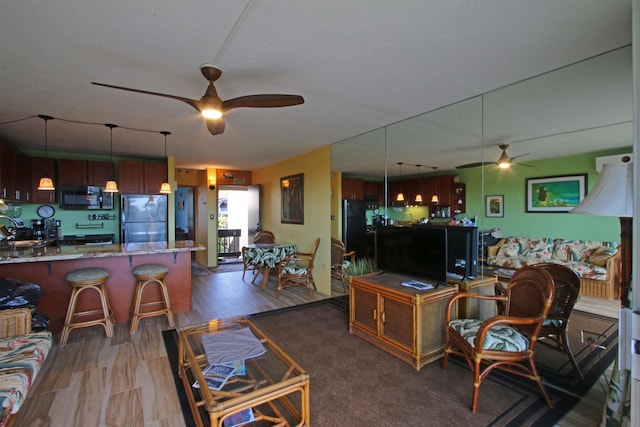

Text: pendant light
xmin=104 ymin=123 xmax=119 ymax=193
xmin=414 ymin=164 xmax=423 ymax=204
xmin=159 ymin=131 xmax=172 ymax=194
xmin=430 ymin=167 xmax=439 ymax=204
xmin=37 ymin=115 xmax=55 ymax=191
xmin=396 ymin=162 xmax=405 ymax=202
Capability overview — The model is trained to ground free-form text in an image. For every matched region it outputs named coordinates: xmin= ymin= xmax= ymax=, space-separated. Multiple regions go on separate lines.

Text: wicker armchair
xmin=535 ymin=262 xmax=583 ymax=379
xmin=330 ymin=238 xmax=355 ymax=291
xmin=442 ymin=265 xmax=555 ymax=413
xmin=277 ymin=238 xmax=320 ymax=299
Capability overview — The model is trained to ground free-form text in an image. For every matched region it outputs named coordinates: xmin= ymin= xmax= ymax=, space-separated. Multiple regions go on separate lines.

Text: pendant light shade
xmin=159 ymin=131 xmax=172 ymax=194
xmin=37 ymin=115 xmax=55 ymax=191
xmin=396 ymin=162 xmax=405 ymax=202
xmin=430 ymin=167 xmax=439 ymax=204
xmin=414 ymin=164 xmax=423 ymax=204
xmin=104 ymin=124 xmax=119 ymax=193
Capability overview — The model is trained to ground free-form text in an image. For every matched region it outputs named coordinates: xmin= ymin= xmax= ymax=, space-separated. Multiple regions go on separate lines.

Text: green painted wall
xmin=379 ymin=147 xmax=630 ymax=244
xmin=457 ymin=148 xmax=630 ymax=242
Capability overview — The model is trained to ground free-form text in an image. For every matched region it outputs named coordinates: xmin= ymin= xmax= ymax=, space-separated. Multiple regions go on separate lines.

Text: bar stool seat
xmin=59 ymin=267 xmax=114 ymax=346
xmin=130 ymin=263 xmax=175 ymax=333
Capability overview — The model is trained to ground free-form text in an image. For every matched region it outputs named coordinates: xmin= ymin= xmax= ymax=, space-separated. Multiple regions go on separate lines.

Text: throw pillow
xmin=583 ymin=246 xmax=617 ymax=267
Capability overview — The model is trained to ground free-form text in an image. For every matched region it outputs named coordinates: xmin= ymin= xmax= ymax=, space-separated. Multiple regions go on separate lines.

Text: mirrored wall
xmin=331 ymin=45 xmax=632 ymax=290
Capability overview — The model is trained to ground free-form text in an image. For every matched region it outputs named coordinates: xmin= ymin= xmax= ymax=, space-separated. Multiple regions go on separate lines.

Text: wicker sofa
xmin=0 ymin=308 xmax=52 ymax=427
xmin=487 ymin=236 xmax=621 ymax=300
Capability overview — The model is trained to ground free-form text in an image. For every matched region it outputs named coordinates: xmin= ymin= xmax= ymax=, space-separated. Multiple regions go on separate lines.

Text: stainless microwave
xmin=59 ymin=186 xmax=114 ymax=210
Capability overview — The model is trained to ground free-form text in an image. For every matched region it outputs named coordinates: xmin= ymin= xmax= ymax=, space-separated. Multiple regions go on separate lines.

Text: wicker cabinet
xmin=349 ymin=272 xmax=457 ymax=370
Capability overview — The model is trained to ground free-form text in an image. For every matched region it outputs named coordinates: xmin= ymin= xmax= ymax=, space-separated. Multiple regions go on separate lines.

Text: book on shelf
xmin=401 ymin=280 xmax=434 ymax=290
xmin=223 ymin=408 xmax=254 ymax=427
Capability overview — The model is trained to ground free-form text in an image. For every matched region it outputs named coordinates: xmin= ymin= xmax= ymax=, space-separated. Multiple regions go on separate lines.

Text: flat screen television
xmin=375 ymin=226 xmax=448 ymax=284
xmin=446 ymin=226 xmax=478 ymax=279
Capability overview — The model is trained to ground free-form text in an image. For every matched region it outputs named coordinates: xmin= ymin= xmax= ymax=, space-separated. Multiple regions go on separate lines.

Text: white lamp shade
xmin=571 ymin=162 xmax=633 ymax=217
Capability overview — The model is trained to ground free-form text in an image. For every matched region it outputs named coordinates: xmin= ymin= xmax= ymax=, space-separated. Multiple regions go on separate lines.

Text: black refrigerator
xmin=342 ymin=200 xmax=367 ymax=259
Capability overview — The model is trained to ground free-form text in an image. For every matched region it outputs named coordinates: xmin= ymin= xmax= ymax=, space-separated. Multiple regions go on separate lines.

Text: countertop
xmin=0 ymin=240 xmax=205 ymax=264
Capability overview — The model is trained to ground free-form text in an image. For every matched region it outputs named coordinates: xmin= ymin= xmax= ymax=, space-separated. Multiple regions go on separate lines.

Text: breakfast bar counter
xmin=0 ymin=241 xmax=205 ymax=332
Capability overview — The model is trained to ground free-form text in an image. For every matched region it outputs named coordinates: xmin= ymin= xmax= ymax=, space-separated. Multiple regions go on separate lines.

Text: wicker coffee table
xmin=177 ymin=317 xmax=310 ymax=427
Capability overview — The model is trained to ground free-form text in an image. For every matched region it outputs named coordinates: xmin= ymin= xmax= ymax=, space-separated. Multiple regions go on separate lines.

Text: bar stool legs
xmin=59 ymin=267 xmax=114 ymax=347
xmin=130 ymin=264 xmax=175 ymax=333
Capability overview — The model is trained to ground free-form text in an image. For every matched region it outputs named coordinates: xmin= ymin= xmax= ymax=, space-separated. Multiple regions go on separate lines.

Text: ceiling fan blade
xmin=510 ymin=152 xmax=531 ymax=161
xmin=455 ymin=161 xmax=497 ymax=169
xmin=514 ymin=162 xmax=534 ymax=167
xmin=91 ymin=82 xmax=200 ymax=111
xmin=222 ymin=94 xmax=305 ymax=112
xmin=206 ymin=117 xmax=226 ymax=135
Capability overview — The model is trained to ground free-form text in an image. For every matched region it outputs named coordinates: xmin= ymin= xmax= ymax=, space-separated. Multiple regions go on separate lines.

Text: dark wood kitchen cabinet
xmin=30 ymin=157 xmax=57 ymax=204
xmin=119 ymin=160 xmax=166 ymax=194
xmin=58 ymin=159 xmax=114 ymax=186
xmin=342 ymin=177 xmax=364 ymax=200
xmin=0 ymin=141 xmax=31 ymax=202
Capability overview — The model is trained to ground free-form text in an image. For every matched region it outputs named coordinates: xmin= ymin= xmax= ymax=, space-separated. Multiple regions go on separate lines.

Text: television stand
xmin=349 ymin=272 xmax=457 ymax=370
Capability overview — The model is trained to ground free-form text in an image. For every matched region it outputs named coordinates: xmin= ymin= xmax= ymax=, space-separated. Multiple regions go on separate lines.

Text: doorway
xmin=217 ymin=186 xmax=260 ymax=264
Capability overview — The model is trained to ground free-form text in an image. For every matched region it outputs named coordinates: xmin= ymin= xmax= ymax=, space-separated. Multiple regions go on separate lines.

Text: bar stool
xmin=59 ymin=267 xmax=114 ymax=347
xmin=130 ymin=263 xmax=175 ymax=333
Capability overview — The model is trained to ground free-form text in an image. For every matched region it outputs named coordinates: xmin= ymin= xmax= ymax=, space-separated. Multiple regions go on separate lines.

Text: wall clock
xmin=37 ymin=205 xmax=55 ymax=219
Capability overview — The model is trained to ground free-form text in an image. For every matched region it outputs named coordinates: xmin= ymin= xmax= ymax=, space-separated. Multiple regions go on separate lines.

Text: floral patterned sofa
xmin=487 ymin=236 xmax=621 ymax=299
xmin=0 ymin=308 xmax=52 ymax=427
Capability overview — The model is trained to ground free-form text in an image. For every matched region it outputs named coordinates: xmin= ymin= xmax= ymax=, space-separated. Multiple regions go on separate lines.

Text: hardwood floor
xmin=13 ymin=269 xmax=612 ymax=426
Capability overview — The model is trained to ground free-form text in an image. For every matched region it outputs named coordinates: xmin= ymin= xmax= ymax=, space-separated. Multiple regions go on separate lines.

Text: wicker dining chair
xmin=534 ymin=262 xmax=583 ymax=379
xmin=330 ymin=238 xmax=355 ymax=291
xmin=442 ymin=265 xmax=555 ymax=413
xmin=253 ymin=231 xmax=276 ymax=244
xmin=277 ymin=238 xmax=320 ymax=299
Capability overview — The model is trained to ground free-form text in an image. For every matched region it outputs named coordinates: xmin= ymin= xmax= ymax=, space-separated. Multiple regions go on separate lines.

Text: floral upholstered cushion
xmin=520 ymin=237 xmax=554 ymax=259
xmin=496 ymin=238 xmax=522 ymax=257
xmin=448 ymin=319 xmax=529 ymax=352
xmin=552 ymin=239 xmax=606 ymax=262
xmin=0 ymin=331 xmax=52 ymax=426
xmin=582 ymin=245 xmax=618 ymax=267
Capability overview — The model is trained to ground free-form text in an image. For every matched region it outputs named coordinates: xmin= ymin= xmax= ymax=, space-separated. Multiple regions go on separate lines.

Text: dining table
xmin=243 ymin=242 xmax=297 ymax=289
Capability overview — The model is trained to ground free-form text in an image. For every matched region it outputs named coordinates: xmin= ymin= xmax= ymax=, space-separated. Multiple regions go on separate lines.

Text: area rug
xmin=211 ymin=260 xmax=244 ymax=274
xmin=163 ymin=300 xmax=615 ymax=426
xmin=191 ymin=261 xmax=211 ymax=277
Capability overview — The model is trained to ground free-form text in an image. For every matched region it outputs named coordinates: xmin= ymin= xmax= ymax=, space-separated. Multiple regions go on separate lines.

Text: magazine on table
xmin=192 ymin=363 xmax=235 ymax=390
xmin=401 ymin=280 xmax=434 ymax=290
xmin=223 ymin=408 xmax=254 ymax=427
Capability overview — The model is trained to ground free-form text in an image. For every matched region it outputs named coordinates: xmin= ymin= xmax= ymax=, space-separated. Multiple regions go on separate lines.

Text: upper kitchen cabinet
xmin=451 ymin=183 xmax=466 ymax=214
xmin=58 ymin=159 xmax=114 ymax=186
xmin=0 ymin=140 xmax=31 ymax=202
xmin=342 ymin=177 xmax=364 ymax=200
xmin=363 ymin=180 xmax=383 ymax=203
xmin=119 ymin=160 xmax=167 ymax=194
xmin=30 ymin=157 xmax=57 ymax=204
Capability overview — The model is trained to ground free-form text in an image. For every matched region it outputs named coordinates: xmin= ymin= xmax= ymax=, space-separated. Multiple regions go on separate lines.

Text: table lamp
xmin=571 ymin=157 xmax=633 ymax=308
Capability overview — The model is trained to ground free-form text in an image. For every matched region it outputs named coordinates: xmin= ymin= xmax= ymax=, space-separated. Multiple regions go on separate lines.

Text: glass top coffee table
xmin=177 ymin=316 xmax=310 ymax=427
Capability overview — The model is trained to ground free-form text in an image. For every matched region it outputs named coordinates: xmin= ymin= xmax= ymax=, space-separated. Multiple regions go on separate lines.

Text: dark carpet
xmin=163 ymin=299 xmax=616 ymax=426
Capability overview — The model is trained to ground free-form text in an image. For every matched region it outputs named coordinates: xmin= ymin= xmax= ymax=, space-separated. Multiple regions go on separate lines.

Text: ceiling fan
xmin=455 ymin=144 xmax=531 ymax=169
xmin=92 ymin=64 xmax=305 ymax=136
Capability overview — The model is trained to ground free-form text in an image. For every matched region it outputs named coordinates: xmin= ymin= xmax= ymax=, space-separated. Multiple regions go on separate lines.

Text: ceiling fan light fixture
xmin=497 ymin=147 xmax=511 ymax=168
xmin=201 ymin=109 xmax=223 ymax=119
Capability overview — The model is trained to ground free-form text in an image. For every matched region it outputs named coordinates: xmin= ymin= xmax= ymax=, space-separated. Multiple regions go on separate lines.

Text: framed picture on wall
xmin=485 ymin=195 xmax=504 ymax=218
xmin=525 ymin=174 xmax=587 ymax=212
xmin=281 ymin=173 xmax=304 ymax=224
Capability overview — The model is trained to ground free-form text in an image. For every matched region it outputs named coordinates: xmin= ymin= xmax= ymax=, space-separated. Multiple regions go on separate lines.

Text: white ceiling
xmin=0 ymin=1 xmax=633 ymax=174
